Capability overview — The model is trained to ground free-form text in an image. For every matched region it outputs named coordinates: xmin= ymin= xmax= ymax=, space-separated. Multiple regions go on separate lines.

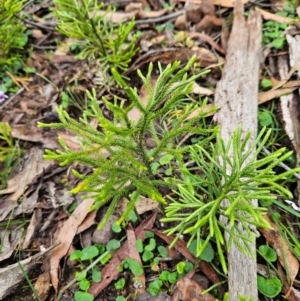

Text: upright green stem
xmin=89 ymin=17 xmax=107 ymax=57
xmin=82 ymin=0 xmax=107 ymax=57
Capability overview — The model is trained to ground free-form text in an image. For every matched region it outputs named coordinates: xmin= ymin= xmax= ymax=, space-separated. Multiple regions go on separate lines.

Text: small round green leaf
xmin=100 ymin=252 xmax=111 ymax=265
xmin=142 ymin=250 xmax=154 ymax=262
xmin=92 ymin=267 xmax=102 ymax=282
xmin=258 ymin=110 xmax=272 ymax=127
xmin=151 ymin=162 xmax=160 ymax=174
xmin=145 ymin=238 xmax=156 ymax=251
xmin=164 ymin=167 xmax=173 ymax=176
xmin=259 ymin=245 xmax=277 ymax=262
xmin=124 ymin=258 xmax=144 ymax=276
xmin=176 ymin=262 xmax=185 ymax=274
xmin=272 ymin=37 xmax=285 ymax=49
xmin=75 ymin=271 xmax=87 ymax=281
xmin=159 ymin=154 xmax=174 ymax=165
xmin=184 ymin=261 xmax=194 ymax=273
xmin=257 ymin=276 xmax=282 ymax=298
xmin=128 ymin=210 xmax=138 ymax=222
xmin=188 ymin=240 xmax=214 ymax=262
xmin=115 ymin=278 xmax=126 ymax=290
xmin=168 ymin=272 xmax=178 ymax=284
xmin=144 ymin=231 xmax=154 ymax=238
xmin=157 ymin=246 xmax=168 ymax=258
xmin=106 ymin=239 xmax=121 ymax=251
xmin=70 ymin=250 xmax=82 ymax=261
xmin=260 ymin=78 xmax=273 ymax=89
xmin=136 ymin=239 xmax=143 ymax=253
xmin=159 ymin=270 xmax=169 ymax=281
xmin=81 ymin=246 xmax=99 ymax=261
xmin=148 ymin=279 xmax=163 ymax=296
xmin=95 ymin=244 xmax=105 ymax=254
xmin=74 ymin=291 xmax=94 ymax=301
xmin=112 ymin=222 xmax=122 ymax=233
xmin=79 ymin=278 xmax=90 ymax=291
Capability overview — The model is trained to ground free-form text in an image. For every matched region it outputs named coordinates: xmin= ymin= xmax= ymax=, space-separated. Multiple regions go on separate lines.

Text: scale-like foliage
xmin=162 ymin=127 xmax=300 ymax=273
xmin=53 ymin=0 xmax=137 ymax=71
xmin=38 ymin=56 xmax=216 ymax=228
xmin=0 ymin=0 xmax=27 ymax=77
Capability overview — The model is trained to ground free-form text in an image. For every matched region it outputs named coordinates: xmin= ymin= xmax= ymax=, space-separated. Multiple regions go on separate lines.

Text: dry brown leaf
xmin=125 ymin=2 xmax=143 ymax=12
xmin=138 ymin=7 xmax=173 ymax=19
xmin=57 ymin=130 xmax=110 ymax=157
xmin=196 ymin=15 xmax=223 ymax=33
xmin=0 ymin=147 xmax=54 ymax=200
xmin=278 ymin=264 xmax=300 ymax=301
xmin=77 ymin=211 xmax=97 ymax=234
xmin=22 ymin=209 xmax=42 ymax=249
xmin=175 ymin=277 xmax=216 ymax=301
xmin=34 ymin=271 xmax=51 ymax=301
xmin=88 ymin=212 xmax=157 ymax=297
xmin=11 ymin=125 xmax=60 ymax=149
xmin=259 ymin=215 xmax=299 ymax=285
xmin=192 ymin=82 xmax=214 ymax=95
xmin=174 ymin=0 xmax=249 ymax=8
xmin=175 ymin=13 xmax=187 ymax=30
xmin=96 ymin=10 xmax=138 ymax=23
xmin=185 ymin=103 xmax=215 ymax=120
xmin=127 ymin=78 xmax=156 ymax=121
xmin=258 ymin=87 xmax=296 ymax=105
xmin=135 ymin=196 xmax=159 ymax=214
xmin=187 ymin=32 xmax=226 ymax=54
xmin=54 ymin=38 xmax=77 ymax=55
xmin=127 ymin=226 xmax=146 ymax=293
xmin=31 ymin=29 xmax=45 ymax=40
xmin=50 ymin=198 xmax=95 ymax=292
xmin=256 ymin=7 xmax=295 ymax=23
xmin=0 ymin=229 xmax=22 ymax=262
xmin=186 ymin=3 xmax=203 ymax=23
xmin=151 ymin=35 xmax=166 ymax=45
xmin=212 ymin=0 xmax=248 ymax=7
xmin=56 ymin=131 xmax=82 ymax=151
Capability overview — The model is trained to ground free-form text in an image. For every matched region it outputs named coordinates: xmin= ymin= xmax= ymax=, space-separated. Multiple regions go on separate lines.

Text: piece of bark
xmin=213 ymin=0 xmax=261 ymax=300
xmin=281 ymin=32 xmax=300 ymax=203
xmin=0 ymin=243 xmax=58 ymax=299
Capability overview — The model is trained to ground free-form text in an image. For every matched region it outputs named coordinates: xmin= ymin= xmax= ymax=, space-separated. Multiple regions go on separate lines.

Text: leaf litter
xmin=1 ymin=0 xmax=300 ymax=300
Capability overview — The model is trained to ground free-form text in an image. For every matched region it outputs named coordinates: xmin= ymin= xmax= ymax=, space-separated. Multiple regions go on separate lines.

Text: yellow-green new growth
xmin=38 ymin=56 xmax=215 ymax=229
xmin=162 ymin=126 xmax=300 ymax=273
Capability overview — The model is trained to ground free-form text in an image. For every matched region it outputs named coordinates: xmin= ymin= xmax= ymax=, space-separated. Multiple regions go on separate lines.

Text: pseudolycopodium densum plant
xmin=162 ymin=127 xmax=300 ymax=273
xmin=38 ymin=56 xmax=216 ymax=229
xmin=39 ymin=54 xmax=300 ymax=273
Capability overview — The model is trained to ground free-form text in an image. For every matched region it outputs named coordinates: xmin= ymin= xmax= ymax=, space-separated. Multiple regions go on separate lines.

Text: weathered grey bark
xmin=213 ymin=1 xmax=261 ymax=300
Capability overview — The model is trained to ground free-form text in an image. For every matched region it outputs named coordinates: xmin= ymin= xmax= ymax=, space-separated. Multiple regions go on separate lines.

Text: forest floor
xmin=1 ymin=0 xmax=300 ymax=300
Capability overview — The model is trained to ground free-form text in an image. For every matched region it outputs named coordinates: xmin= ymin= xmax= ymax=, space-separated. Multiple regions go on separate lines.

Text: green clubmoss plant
xmin=38 ymin=56 xmax=216 ymax=229
xmin=162 ymin=127 xmax=300 ymax=273
xmin=0 ymin=0 xmax=27 ymax=85
xmin=0 ymin=122 xmax=21 ymax=189
xmin=53 ymin=0 xmax=138 ymax=72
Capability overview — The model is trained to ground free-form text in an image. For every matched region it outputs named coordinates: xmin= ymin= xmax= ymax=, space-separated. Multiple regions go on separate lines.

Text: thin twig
xmin=23 ymin=19 xmax=55 ymax=31
xmin=134 ymin=9 xmax=185 ymax=25
xmin=0 ymin=88 xmax=24 ymax=111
